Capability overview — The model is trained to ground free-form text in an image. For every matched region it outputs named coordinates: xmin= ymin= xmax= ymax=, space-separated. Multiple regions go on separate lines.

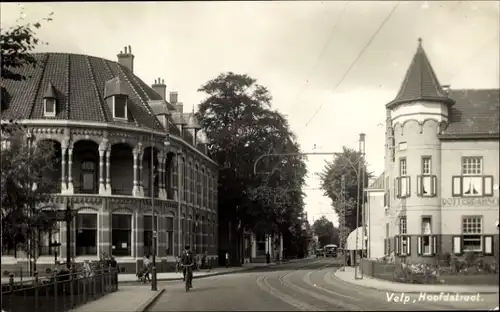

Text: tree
xmin=1 ymin=8 xmax=53 ymax=81
xmin=312 ymin=216 xmax=339 ymax=247
xmin=1 ymin=127 xmax=59 ymax=260
xmin=319 ymin=147 xmax=372 ymax=239
xmin=197 ymin=72 xmax=308 ymax=263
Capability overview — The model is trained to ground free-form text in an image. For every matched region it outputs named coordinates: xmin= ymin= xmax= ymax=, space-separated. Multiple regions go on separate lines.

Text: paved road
xmin=148 ymin=258 xmax=499 ymax=311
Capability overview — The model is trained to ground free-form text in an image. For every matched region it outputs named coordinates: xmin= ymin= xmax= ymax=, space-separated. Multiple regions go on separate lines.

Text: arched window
xmin=195 ymin=165 xmax=200 ymax=206
xmin=191 ymin=163 xmax=196 ymax=204
xmin=184 ymin=160 xmax=189 ymax=202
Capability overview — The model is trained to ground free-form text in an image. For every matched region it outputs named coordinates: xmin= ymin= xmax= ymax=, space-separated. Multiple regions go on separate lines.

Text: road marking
xmin=256 ymin=276 xmax=322 ymax=311
xmin=280 ymin=263 xmax=364 ymax=311
xmin=303 ymin=271 xmax=362 ymax=302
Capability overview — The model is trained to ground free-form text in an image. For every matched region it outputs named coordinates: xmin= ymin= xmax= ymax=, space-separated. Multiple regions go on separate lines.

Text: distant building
xmin=1 ymin=46 xmax=218 ymax=273
xmin=368 ymin=38 xmax=499 ymax=263
xmin=365 ymin=174 xmax=385 ymax=259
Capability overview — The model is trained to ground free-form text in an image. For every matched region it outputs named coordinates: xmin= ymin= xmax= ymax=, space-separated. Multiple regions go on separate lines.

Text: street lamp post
xmin=150 ymin=111 xmax=171 ymax=292
xmin=357 ymin=133 xmax=366 ymax=279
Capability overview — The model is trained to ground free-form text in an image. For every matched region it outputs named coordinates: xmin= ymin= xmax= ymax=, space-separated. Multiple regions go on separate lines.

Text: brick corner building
xmin=1 ymin=46 xmax=219 ymax=274
xmin=366 ymin=38 xmax=499 ymax=263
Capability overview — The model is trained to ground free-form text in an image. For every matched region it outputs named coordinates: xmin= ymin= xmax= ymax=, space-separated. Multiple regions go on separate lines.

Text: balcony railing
xmin=111 ymin=187 xmax=133 ymax=196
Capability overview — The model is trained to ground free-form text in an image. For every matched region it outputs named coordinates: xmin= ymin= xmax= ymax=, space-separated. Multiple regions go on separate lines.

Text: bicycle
xmin=182 ymin=263 xmax=194 ymax=292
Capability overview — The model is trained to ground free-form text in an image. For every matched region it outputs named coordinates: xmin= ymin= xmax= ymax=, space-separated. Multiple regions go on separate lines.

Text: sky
xmin=1 ymin=1 xmax=499 ymax=226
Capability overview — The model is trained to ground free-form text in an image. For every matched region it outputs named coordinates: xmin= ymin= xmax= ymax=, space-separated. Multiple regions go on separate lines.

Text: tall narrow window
xmin=462 ymin=216 xmax=482 ymax=252
xmin=420 ymin=157 xmax=432 ymax=196
xmin=399 ymin=159 xmax=407 ymax=176
xmin=113 ymin=96 xmax=127 ymax=119
xmin=112 ymin=214 xmax=132 ymax=256
xmin=462 ymin=157 xmax=483 ymax=196
xmin=76 ymin=213 xmax=98 ymax=255
xmin=421 ymin=217 xmax=432 ymax=255
xmin=399 ymin=217 xmax=407 ymax=235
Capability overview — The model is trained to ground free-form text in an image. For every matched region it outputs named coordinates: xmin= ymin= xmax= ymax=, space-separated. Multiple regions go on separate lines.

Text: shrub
xmin=393 ymin=263 xmax=441 ymax=284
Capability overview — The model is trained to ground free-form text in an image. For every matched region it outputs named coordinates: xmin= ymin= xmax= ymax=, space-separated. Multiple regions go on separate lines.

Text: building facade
xmin=379 ymin=39 xmax=499 ymax=263
xmin=1 ymin=46 xmax=218 ymax=273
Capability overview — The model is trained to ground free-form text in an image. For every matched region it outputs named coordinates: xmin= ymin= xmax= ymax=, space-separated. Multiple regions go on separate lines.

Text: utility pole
xmin=354 ymin=133 xmax=366 ymax=280
xmin=340 ymin=175 xmax=346 ymax=270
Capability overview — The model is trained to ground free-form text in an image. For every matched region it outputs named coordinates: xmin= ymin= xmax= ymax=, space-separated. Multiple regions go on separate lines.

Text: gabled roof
xmin=367 ymin=173 xmax=384 ymax=190
xmin=441 ymin=89 xmax=500 ymax=138
xmin=0 ymin=53 xmax=180 ymax=136
xmin=387 ymin=38 xmax=454 ymax=109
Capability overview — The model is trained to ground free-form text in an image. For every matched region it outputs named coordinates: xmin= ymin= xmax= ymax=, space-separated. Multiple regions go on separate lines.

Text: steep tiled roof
xmin=441 ymin=89 xmax=500 ymax=137
xmin=387 ymin=38 xmax=454 ymax=109
xmin=0 ymin=53 xmax=177 ymax=132
xmin=367 ymin=173 xmax=384 ymax=190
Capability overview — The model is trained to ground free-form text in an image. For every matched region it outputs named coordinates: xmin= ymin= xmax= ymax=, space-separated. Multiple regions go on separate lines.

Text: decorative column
xmin=132 ymin=149 xmax=140 ymax=197
xmin=105 ymin=149 xmax=111 ymax=195
xmin=61 ymin=147 xmax=67 ymax=193
xmin=67 ymin=147 xmax=74 ymax=194
xmin=138 ymin=151 xmax=144 ymax=197
xmin=98 ymin=149 xmax=106 ymax=195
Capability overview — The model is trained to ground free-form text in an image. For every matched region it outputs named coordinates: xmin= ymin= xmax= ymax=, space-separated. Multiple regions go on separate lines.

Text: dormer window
xmin=113 ymin=95 xmax=127 ymax=120
xmin=44 ymin=98 xmax=56 ymax=117
xmin=43 ymin=83 xmax=57 ymax=117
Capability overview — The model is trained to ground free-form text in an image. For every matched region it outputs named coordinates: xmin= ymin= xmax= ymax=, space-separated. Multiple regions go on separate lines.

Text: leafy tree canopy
xmin=1 ymin=129 xmax=59 ymax=254
xmin=197 ymin=72 xmax=308 ymax=240
xmin=312 ymin=216 xmax=339 ymax=247
xmin=1 ymin=8 xmax=53 ymax=81
xmin=319 ymin=147 xmax=372 ymax=237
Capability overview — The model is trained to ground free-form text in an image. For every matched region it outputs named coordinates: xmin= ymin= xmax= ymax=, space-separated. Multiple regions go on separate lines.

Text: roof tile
xmin=443 ymin=89 xmax=500 ymax=136
xmin=387 ymin=39 xmax=453 ymax=108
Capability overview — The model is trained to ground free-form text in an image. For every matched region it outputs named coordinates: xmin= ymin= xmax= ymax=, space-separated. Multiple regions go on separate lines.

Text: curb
xmin=136 ymin=288 xmax=165 ymax=312
xmin=119 ymin=259 xmax=305 ymax=284
xmin=334 ymin=267 xmax=500 ymax=294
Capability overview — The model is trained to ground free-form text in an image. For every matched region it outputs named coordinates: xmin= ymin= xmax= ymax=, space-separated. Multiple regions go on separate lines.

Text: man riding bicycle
xmin=181 ymin=245 xmax=194 ymax=288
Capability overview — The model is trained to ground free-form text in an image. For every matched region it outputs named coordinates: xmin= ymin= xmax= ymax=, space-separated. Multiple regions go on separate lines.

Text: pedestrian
xmin=225 ymin=251 xmax=230 ymax=268
xmin=143 ymin=255 xmax=151 ymax=282
xmin=110 ymin=257 xmax=118 ymax=286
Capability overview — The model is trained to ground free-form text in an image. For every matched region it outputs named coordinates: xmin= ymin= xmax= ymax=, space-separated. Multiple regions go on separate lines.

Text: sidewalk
xmin=69 ymin=286 xmax=164 ymax=312
xmin=334 ymin=267 xmax=499 ymax=294
xmin=118 ymin=262 xmax=276 ymax=284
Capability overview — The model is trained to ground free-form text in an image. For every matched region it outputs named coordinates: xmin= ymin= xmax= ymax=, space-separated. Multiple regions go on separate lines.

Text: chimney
xmin=441 ymin=85 xmax=451 ymax=96
xmin=152 ymin=78 xmax=166 ymax=100
xmin=117 ymin=45 xmax=135 ymax=73
xmin=169 ymin=91 xmax=178 ymax=104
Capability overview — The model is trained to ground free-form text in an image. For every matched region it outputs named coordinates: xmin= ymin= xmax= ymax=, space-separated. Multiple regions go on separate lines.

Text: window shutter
xmin=483 ymin=176 xmax=494 ymax=197
xmin=452 ymin=236 xmax=463 ymax=256
xmin=394 ymin=236 xmax=400 ymax=255
xmin=384 ymin=192 xmax=387 ymax=207
xmin=406 ymin=177 xmax=411 ymax=198
xmin=431 ymin=175 xmax=437 ymax=197
xmin=417 ymin=236 xmax=422 ymax=255
xmin=451 ymin=176 xmax=462 ymax=197
xmin=406 ymin=236 xmax=411 ymax=256
xmin=395 ymin=178 xmax=400 ymax=198
xmin=384 ymin=238 xmax=387 ymax=255
xmin=432 ymin=235 xmax=437 ymax=255
xmin=484 ymin=235 xmax=494 ymax=256
xmin=416 ymin=175 xmax=422 ymax=196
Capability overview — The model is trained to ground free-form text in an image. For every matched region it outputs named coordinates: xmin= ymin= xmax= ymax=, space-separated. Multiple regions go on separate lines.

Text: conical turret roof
xmin=387 ymin=38 xmax=454 ymax=109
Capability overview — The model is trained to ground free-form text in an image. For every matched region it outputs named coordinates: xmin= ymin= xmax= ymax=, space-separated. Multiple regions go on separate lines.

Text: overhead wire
xmin=304 ymin=1 xmax=401 ymax=128
xmin=287 ymin=2 xmax=350 ymax=113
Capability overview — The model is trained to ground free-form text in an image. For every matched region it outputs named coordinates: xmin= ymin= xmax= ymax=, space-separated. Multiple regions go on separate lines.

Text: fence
xmin=361 ymin=259 xmax=397 ymax=281
xmin=1 ymin=267 xmax=118 ymax=312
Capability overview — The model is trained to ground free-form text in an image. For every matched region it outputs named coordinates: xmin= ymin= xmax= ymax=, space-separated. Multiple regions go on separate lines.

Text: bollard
xmin=69 ymin=268 xmax=74 ymax=309
xmin=9 ymin=273 xmax=14 ymax=292
xmin=34 ymin=271 xmax=39 ymax=312
xmin=53 ymin=271 xmax=58 ymax=312
xmin=107 ymin=265 xmax=112 ymax=292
